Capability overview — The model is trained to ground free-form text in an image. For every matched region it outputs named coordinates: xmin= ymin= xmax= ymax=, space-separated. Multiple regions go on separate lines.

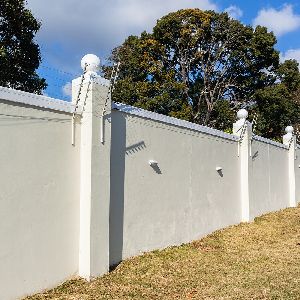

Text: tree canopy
xmin=252 ymin=59 xmax=300 ymax=140
xmin=104 ymin=8 xmax=300 ymax=140
xmin=0 ymin=0 xmax=46 ymax=94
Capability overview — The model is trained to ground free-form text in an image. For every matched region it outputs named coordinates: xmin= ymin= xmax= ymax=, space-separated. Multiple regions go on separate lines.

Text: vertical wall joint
xmin=233 ymin=109 xmax=252 ymax=222
xmin=72 ymin=54 xmax=111 ymax=280
xmin=283 ymin=126 xmax=296 ymax=207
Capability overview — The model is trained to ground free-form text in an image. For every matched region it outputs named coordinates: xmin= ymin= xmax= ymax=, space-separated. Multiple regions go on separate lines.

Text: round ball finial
xmin=285 ymin=126 xmax=294 ymax=134
xmin=237 ymin=109 xmax=248 ymax=120
xmin=81 ymin=54 xmax=101 ymax=73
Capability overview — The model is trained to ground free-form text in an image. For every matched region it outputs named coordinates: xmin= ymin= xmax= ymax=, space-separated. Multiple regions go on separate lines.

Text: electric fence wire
xmin=38 ymin=65 xmax=82 ymax=101
xmin=100 ymin=62 xmax=121 ymax=143
xmin=252 ymin=113 xmax=258 ymax=134
xmin=39 ymin=65 xmax=82 ymax=78
xmin=71 ymin=64 xmax=88 ymax=145
xmin=239 ymin=120 xmax=247 ymax=142
xmin=295 ymin=129 xmax=300 ymax=145
xmin=288 ymin=135 xmax=294 ymax=149
xmin=236 ymin=118 xmax=248 ymax=157
xmin=40 ymin=62 xmax=121 ymax=144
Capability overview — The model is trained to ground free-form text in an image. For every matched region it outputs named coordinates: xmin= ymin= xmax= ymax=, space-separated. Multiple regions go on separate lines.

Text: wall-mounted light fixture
xmin=216 ymin=166 xmax=223 ymax=177
xmin=149 ymin=160 xmax=158 ymax=166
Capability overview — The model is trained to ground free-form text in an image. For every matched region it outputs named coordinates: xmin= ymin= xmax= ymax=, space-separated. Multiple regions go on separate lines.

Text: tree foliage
xmin=104 ymin=8 xmax=300 ymax=140
xmin=251 ymin=59 xmax=300 ymax=140
xmin=0 ymin=0 xmax=46 ymax=94
xmin=104 ymin=9 xmax=279 ymax=127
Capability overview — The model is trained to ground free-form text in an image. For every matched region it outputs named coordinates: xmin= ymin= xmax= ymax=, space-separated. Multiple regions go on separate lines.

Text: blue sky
xmin=25 ymin=0 xmax=300 ymax=100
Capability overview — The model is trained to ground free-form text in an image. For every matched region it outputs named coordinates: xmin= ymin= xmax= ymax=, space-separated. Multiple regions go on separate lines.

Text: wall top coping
xmin=0 ymin=86 xmax=77 ymax=114
xmin=0 ymin=86 xmax=295 ymax=148
xmin=112 ymin=102 xmax=239 ymax=142
xmin=253 ymin=134 xmax=288 ymax=150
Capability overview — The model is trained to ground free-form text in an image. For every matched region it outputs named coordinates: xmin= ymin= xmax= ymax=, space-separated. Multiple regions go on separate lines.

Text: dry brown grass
xmin=26 ymin=206 xmax=300 ymax=300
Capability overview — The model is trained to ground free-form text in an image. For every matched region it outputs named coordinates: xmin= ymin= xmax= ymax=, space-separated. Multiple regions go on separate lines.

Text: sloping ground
xmin=26 ymin=206 xmax=300 ymax=300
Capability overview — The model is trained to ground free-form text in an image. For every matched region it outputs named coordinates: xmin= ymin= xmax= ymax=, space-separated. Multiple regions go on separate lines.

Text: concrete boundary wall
xmin=109 ymin=108 xmax=241 ymax=266
xmin=0 ymin=87 xmax=81 ymax=300
xmin=112 ymin=102 xmax=239 ymax=142
xmin=0 ymin=66 xmax=299 ymax=300
xmin=0 ymin=86 xmax=77 ymax=113
xmin=249 ymin=139 xmax=289 ymax=219
xmin=253 ymin=134 xmax=288 ymax=149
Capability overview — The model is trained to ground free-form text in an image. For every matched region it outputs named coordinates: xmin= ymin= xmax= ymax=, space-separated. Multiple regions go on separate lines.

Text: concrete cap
xmin=81 ymin=54 xmax=101 ymax=73
xmin=237 ymin=109 xmax=248 ymax=120
xmin=285 ymin=126 xmax=294 ymax=134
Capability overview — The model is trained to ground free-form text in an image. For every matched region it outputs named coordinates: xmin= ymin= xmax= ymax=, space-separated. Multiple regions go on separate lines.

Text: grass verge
xmin=26 ymin=206 xmax=300 ymax=299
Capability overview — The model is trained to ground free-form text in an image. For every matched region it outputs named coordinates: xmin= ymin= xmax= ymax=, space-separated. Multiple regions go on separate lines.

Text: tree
xmin=0 ymin=0 xmax=46 ymax=94
xmin=104 ymin=9 xmax=279 ymax=130
xmin=251 ymin=59 xmax=300 ymax=140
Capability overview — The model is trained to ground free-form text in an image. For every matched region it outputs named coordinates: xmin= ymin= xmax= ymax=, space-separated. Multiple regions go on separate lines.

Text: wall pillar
xmin=72 ymin=54 xmax=111 ymax=280
xmin=283 ymin=126 xmax=296 ymax=207
xmin=233 ymin=109 xmax=252 ymax=222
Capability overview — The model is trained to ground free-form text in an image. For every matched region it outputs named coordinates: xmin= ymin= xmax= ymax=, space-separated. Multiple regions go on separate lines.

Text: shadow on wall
xmin=110 ymin=111 xmax=159 ymax=268
xmin=252 ymin=151 xmax=259 ymax=161
xmin=109 ymin=112 xmax=148 ymax=268
xmin=109 ymin=111 xmax=126 ymax=269
xmin=216 ymin=168 xmax=223 ymax=177
xmin=126 ymin=141 xmax=146 ymax=155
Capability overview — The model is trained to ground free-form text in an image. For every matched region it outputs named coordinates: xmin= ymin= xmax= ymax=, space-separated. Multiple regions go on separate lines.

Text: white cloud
xmin=26 ymin=0 xmax=218 ymax=72
xmin=281 ymin=49 xmax=300 ymax=69
xmin=62 ymin=82 xmax=72 ymax=97
xmin=225 ymin=5 xmax=243 ymax=19
xmin=253 ymin=4 xmax=300 ymax=37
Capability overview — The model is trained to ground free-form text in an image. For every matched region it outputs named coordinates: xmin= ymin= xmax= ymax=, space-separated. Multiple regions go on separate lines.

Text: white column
xmin=72 ymin=54 xmax=111 ymax=280
xmin=283 ymin=126 xmax=296 ymax=208
xmin=233 ymin=109 xmax=252 ymax=222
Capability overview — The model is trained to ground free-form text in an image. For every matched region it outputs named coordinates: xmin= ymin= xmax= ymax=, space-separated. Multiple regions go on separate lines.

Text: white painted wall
xmin=0 ymin=80 xmax=298 ymax=300
xmin=295 ymin=147 xmax=300 ymax=204
xmin=110 ymin=109 xmax=241 ymax=266
xmin=249 ymin=139 xmax=289 ymax=220
xmin=0 ymin=96 xmax=81 ymax=300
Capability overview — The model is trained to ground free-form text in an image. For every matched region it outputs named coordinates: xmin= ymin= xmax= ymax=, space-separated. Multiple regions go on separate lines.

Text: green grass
xmin=26 ymin=205 xmax=300 ymax=299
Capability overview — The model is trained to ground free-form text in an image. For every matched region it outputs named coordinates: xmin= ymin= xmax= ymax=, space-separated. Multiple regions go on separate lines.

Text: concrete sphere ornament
xmin=237 ymin=109 xmax=248 ymax=120
xmin=285 ymin=126 xmax=294 ymax=134
xmin=81 ymin=54 xmax=101 ymax=73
